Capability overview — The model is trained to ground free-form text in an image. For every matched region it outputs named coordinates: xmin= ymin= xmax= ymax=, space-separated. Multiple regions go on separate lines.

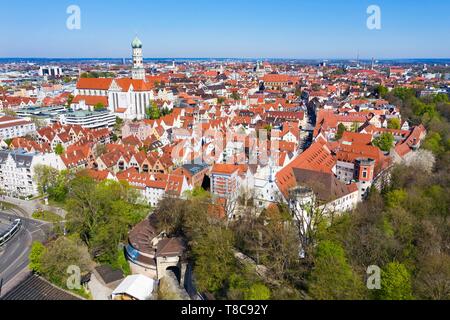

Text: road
xmin=0 ymin=211 xmax=51 ymax=296
xmin=1 ymin=195 xmax=66 ymax=219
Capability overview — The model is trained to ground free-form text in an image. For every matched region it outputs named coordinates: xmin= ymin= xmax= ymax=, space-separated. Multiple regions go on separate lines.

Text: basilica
xmin=73 ymin=37 xmax=155 ymax=120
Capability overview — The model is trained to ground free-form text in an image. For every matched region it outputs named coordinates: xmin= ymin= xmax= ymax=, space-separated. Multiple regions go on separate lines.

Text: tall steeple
xmin=131 ymin=36 xmax=145 ymax=80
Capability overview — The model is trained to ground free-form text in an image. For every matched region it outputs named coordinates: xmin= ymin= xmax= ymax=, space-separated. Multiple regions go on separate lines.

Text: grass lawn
xmin=0 ymin=201 xmax=15 ymax=210
xmin=32 ymin=210 xmax=63 ymax=223
xmin=46 ymin=198 xmax=67 ymax=210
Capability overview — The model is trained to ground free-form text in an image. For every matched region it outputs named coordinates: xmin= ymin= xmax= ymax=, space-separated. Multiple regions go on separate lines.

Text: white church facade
xmin=73 ymin=37 xmax=155 ymax=120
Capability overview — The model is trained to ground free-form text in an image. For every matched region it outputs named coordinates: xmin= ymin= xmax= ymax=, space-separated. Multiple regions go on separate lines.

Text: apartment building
xmin=0 ymin=149 xmax=65 ymax=198
xmin=210 ymin=164 xmax=241 ymax=201
xmin=0 ymin=116 xmax=36 ymax=140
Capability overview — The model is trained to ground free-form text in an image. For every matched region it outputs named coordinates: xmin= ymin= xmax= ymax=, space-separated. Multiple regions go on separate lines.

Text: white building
xmin=58 ymin=110 xmax=116 ymax=129
xmin=0 ymin=116 xmax=36 ymax=140
xmin=112 ymin=275 xmax=155 ymax=301
xmin=0 ymin=149 xmax=66 ymax=198
xmin=39 ymin=66 xmax=63 ymax=77
xmin=73 ymin=37 xmax=156 ymax=121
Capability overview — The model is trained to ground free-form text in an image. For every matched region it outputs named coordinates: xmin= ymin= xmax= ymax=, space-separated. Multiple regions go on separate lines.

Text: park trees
xmin=232 ymin=205 xmax=302 ymax=284
xmin=414 ymin=253 xmax=450 ymax=300
xmin=191 ymin=225 xmax=237 ymax=294
xmin=65 ymin=177 xmax=148 ymax=266
xmin=40 ymin=236 xmax=93 ymax=287
xmin=387 ymin=118 xmax=401 ymax=130
xmin=373 ymin=132 xmax=394 ymax=152
xmin=378 ymin=262 xmax=413 ymax=300
xmin=308 ymin=241 xmax=366 ymax=300
xmin=29 ymin=241 xmax=46 ymax=274
xmin=374 ymin=85 xmax=388 ymax=98
xmin=227 ymin=273 xmax=271 ymax=300
xmin=287 ymin=184 xmax=334 ymax=262
xmin=33 ymin=165 xmax=70 ymax=201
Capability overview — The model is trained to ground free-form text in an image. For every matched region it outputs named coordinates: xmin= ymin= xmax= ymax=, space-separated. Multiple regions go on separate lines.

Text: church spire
xmin=131 ymin=36 xmax=145 ymax=80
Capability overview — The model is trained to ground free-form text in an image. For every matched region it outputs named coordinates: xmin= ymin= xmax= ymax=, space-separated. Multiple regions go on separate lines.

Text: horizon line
xmin=1 ymin=57 xmax=450 ymax=61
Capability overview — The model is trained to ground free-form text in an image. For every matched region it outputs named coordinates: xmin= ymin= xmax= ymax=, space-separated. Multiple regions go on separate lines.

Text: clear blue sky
xmin=0 ymin=0 xmax=449 ymax=59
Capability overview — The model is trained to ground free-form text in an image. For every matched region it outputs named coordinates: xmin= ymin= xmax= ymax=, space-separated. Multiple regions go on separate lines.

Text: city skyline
xmin=1 ymin=0 xmax=449 ymax=59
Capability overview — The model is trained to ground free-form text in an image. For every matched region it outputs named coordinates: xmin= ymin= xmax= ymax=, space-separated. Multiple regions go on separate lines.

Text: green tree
xmin=308 ymin=241 xmax=366 ymax=300
xmin=113 ymin=248 xmax=131 ymax=276
xmin=33 ymin=166 xmax=69 ymax=202
xmin=391 ymin=87 xmax=416 ymax=101
xmin=244 ymin=283 xmax=271 ymax=300
xmin=373 ymin=133 xmax=395 ymax=152
xmin=55 ymin=143 xmax=65 ymax=155
xmin=94 ymin=102 xmax=106 ymax=111
xmin=379 ymin=262 xmax=414 ymax=300
xmin=146 ymin=102 xmax=161 ymax=120
xmin=114 ymin=117 xmax=124 ymax=132
xmin=192 ymin=226 xmax=237 ymax=294
xmin=414 ymin=254 xmax=450 ymax=300
xmin=385 ymin=189 xmax=408 ymax=208
xmin=335 ymin=123 xmax=346 ymax=140
xmin=231 ymin=91 xmax=240 ymax=101
xmin=227 ymin=273 xmax=271 ymax=300
xmin=40 ymin=236 xmax=93 ymax=287
xmin=33 ymin=165 xmax=60 ymax=195
xmin=432 ymin=93 xmax=448 ymax=104
xmin=374 ymin=85 xmax=388 ymax=98
xmin=161 ymin=107 xmax=172 ymax=116
xmin=185 ymin=187 xmax=210 ymax=200
xmin=387 ymin=118 xmax=401 ymax=130
xmin=423 ymin=132 xmax=445 ymax=155
xmin=29 ymin=241 xmax=46 ymax=274
xmin=67 ymin=94 xmax=74 ymax=107
xmin=65 ymin=177 xmax=147 ymax=265
xmin=412 ymin=98 xmax=437 ymax=118
xmin=4 ymin=138 xmax=13 ymax=148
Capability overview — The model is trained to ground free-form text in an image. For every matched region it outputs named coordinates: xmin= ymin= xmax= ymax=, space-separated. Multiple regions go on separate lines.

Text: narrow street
xmin=0 ymin=210 xmax=52 ymax=298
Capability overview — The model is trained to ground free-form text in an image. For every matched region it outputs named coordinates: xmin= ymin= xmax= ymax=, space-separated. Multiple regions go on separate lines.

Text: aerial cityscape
xmin=0 ymin=0 xmax=449 ymax=308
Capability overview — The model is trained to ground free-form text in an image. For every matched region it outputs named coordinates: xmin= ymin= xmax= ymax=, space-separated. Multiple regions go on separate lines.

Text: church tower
xmin=131 ymin=37 xmax=145 ymax=80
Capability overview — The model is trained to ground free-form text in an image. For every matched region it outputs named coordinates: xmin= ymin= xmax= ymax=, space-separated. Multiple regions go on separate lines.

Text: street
xmin=0 ymin=211 xmax=51 ymax=297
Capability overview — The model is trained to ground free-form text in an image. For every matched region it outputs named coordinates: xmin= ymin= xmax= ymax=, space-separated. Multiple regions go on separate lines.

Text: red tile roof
xmin=276 ymin=139 xmax=336 ymax=197
xmin=211 ymin=163 xmax=240 ymax=175
xmin=72 ymin=95 xmax=108 ymax=106
xmin=76 ymin=78 xmax=113 ymax=90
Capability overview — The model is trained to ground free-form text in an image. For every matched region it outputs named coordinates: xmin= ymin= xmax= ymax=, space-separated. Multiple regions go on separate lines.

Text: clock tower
xmin=131 ymin=37 xmax=145 ymax=80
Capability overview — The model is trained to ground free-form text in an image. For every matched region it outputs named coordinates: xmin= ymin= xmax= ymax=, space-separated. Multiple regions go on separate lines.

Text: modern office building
xmin=58 ymin=110 xmax=116 ymax=129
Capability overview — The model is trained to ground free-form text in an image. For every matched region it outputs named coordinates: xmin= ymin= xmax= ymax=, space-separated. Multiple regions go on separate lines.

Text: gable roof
xmin=291 ymin=168 xmax=358 ymax=202
xmin=76 ymin=78 xmax=113 ymax=90
xmin=276 ymin=139 xmax=336 ymax=197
